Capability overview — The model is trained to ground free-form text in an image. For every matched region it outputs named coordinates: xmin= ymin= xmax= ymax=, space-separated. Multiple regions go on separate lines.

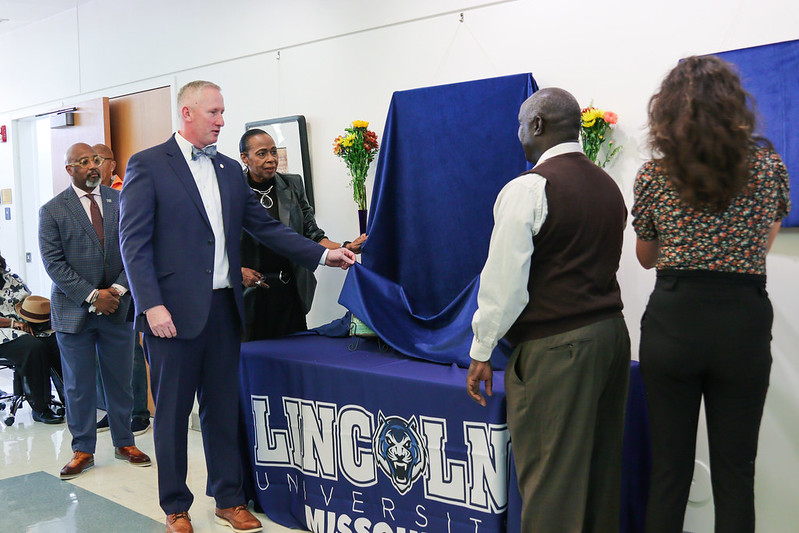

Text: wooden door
xmin=109 ymin=86 xmax=172 ymax=181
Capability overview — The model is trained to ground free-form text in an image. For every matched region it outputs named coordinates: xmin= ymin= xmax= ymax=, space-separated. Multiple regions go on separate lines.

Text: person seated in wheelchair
xmin=0 ymin=252 xmax=63 ymax=424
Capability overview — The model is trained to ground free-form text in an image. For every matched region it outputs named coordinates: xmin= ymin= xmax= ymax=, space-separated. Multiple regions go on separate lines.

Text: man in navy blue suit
xmin=120 ymin=80 xmax=355 ymax=533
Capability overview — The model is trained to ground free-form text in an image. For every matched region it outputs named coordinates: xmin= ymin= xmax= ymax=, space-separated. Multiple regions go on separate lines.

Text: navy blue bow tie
xmin=191 ymin=145 xmax=217 ymax=160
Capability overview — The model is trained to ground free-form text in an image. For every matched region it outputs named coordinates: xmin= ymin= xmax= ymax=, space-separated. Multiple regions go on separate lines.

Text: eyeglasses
xmin=67 ymin=155 xmax=105 ymax=169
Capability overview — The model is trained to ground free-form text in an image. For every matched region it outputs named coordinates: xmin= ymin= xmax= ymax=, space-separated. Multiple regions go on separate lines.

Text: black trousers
xmin=640 ymin=270 xmax=772 ymax=533
xmin=242 ymin=277 xmax=306 ymax=341
xmin=0 ymin=334 xmax=61 ymax=412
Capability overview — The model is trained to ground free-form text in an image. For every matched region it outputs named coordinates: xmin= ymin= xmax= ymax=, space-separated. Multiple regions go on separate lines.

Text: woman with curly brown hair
xmin=633 ymin=55 xmax=790 ymax=532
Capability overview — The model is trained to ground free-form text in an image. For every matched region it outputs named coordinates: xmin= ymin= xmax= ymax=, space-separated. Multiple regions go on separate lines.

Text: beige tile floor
xmin=0 ymin=369 xmax=306 ymax=533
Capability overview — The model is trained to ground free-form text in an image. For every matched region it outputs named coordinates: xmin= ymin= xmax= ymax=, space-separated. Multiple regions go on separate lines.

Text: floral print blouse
xmin=1 ymin=268 xmax=33 ymax=344
xmin=632 ymin=147 xmax=791 ymax=275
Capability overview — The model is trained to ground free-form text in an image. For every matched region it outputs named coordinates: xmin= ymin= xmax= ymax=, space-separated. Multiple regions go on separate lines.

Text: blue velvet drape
xmin=714 ymin=39 xmax=799 ymax=226
xmin=339 ymin=74 xmax=538 ymax=368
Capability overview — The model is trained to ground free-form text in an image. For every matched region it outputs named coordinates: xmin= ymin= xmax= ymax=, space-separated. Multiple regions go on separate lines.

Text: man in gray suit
xmin=39 ymin=142 xmax=151 ymax=480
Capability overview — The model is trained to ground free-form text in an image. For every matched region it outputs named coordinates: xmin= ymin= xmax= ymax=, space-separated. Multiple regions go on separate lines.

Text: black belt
xmin=262 ymin=271 xmax=292 ymax=285
xmin=657 ymin=269 xmax=766 ymax=288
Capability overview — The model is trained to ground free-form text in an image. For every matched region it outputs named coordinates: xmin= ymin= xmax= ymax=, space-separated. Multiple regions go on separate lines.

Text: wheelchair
xmin=0 ymin=358 xmax=65 ymax=426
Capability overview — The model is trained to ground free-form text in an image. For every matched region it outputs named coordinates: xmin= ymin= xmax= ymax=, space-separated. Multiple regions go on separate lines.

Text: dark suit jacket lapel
xmin=213 ymin=157 xmax=233 ymax=240
xmin=64 ymin=187 xmax=103 ymax=252
xmin=99 ymin=186 xmax=117 ymax=254
xmin=275 ymin=172 xmax=291 ymax=227
xmin=164 ymin=135 xmax=212 ymax=230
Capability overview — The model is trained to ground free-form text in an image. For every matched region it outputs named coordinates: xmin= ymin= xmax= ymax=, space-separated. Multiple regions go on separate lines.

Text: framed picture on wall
xmin=244 ymin=115 xmax=315 ymax=209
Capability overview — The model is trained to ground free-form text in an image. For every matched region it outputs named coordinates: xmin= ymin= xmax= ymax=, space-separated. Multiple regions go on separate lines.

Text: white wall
xmin=1 ymin=1 xmax=797 ymax=530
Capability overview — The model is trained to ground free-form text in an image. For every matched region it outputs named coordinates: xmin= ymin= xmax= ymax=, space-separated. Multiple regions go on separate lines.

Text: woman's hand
xmin=242 ymin=267 xmax=269 ymax=289
xmin=347 ymin=234 xmax=368 ymax=254
xmin=636 ymin=238 xmax=660 ymax=269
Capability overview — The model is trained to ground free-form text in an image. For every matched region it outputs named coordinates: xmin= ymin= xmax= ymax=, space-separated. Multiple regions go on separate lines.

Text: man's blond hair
xmin=177 ymin=80 xmax=221 ymax=107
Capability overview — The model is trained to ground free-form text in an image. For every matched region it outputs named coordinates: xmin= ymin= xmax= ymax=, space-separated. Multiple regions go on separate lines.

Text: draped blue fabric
xmin=715 ymin=39 xmax=799 ymax=226
xmin=339 ymin=74 xmax=538 ymax=368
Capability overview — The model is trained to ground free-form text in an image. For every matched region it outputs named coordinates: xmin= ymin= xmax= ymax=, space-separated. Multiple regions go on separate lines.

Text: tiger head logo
xmin=373 ymin=411 xmax=428 ymax=495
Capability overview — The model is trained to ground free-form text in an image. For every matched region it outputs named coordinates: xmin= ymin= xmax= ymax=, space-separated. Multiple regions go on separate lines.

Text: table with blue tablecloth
xmin=238 ymin=335 xmax=649 ymax=533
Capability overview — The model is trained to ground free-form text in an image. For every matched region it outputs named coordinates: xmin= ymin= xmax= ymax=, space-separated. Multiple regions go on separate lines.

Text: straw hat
xmin=15 ymin=295 xmax=51 ymax=323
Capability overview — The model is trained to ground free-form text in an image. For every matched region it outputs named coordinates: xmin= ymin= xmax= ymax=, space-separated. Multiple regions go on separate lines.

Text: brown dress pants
xmin=505 ymin=316 xmax=630 ymax=532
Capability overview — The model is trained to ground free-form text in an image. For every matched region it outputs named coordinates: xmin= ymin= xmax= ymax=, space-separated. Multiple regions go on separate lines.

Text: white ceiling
xmin=0 ymin=0 xmax=92 ymax=35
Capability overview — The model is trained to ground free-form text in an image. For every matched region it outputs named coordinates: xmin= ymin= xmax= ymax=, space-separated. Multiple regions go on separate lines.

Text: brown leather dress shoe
xmin=214 ymin=504 xmax=262 ymax=532
xmin=114 ymin=445 xmax=152 ymax=466
xmin=166 ymin=511 xmax=192 ymax=533
xmin=60 ymin=451 xmax=94 ymax=479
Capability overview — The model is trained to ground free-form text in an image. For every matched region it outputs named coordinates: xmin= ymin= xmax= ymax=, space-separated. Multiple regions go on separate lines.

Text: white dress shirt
xmin=175 ymin=132 xmax=232 ymax=289
xmin=72 ymin=182 xmax=105 ymax=220
xmin=469 ymin=142 xmax=583 ymax=362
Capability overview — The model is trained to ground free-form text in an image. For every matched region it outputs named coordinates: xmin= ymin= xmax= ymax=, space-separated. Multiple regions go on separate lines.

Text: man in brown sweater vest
xmin=466 ymin=87 xmax=630 ymax=532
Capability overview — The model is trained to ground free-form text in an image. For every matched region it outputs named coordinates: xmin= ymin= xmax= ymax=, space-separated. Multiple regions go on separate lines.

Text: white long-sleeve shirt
xmin=469 ymin=142 xmax=583 ymax=362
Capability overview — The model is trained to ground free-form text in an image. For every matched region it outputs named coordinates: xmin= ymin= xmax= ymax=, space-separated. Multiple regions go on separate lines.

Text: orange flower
xmin=580 ymin=103 xmax=622 ymax=168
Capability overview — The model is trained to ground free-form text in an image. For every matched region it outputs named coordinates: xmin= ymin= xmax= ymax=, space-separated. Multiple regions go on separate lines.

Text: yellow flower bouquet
xmin=333 ymin=120 xmax=380 ymax=211
xmin=580 ymin=106 xmax=622 ymax=168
